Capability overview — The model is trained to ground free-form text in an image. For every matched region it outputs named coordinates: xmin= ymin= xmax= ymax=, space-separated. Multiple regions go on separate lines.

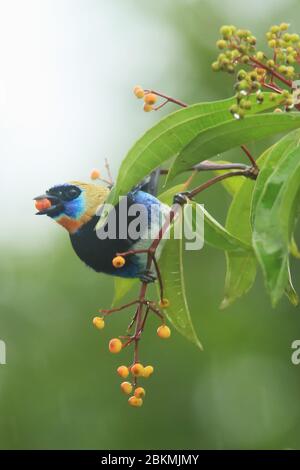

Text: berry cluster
xmin=92 ymin=318 xmax=170 ymax=407
xmin=92 ymin=256 xmax=171 ymax=408
xmin=265 ymin=24 xmax=299 ymax=80
xmin=212 ymin=23 xmax=300 ymax=118
xmin=133 ymin=86 xmax=158 ymax=112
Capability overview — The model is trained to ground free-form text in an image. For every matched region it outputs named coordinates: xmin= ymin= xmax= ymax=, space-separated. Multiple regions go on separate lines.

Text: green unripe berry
xmin=271 ymin=25 xmax=280 ymax=34
xmin=243 ymin=100 xmax=252 ymax=110
xmin=237 ymin=69 xmax=247 ymax=81
xmin=278 ymin=65 xmax=288 ymax=73
xmin=241 ymin=55 xmax=250 ymax=64
xmin=248 ymin=36 xmax=256 ymax=45
xmin=217 ymin=39 xmax=227 ymax=49
xmin=256 ymin=51 xmax=265 ymax=61
xmin=229 ymin=104 xmax=239 ymax=114
xmin=268 ymin=39 xmax=276 ymax=48
xmin=256 ymin=93 xmax=264 ymax=103
xmin=267 ymin=59 xmax=275 ymax=68
xmin=238 ymin=79 xmax=250 ymax=91
xmin=220 ymin=25 xmax=232 ymax=38
xmin=211 ymin=61 xmax=220 ymax=71
xmin=279 ymin=23 xmax=289 ymax=31
xmin=285 ymin=98 xmax=294 ymax=107
xmin=269 ymin=93 xmax=277 ymax=101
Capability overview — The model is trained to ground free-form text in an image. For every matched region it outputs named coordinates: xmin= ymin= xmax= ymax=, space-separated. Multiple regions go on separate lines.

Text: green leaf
xmin=167 ymin=112 xmax=300 ymax=182
xmin=159 ymin=215 xmax=203 ymax=349
xmin=252 ymin=145 xmax=300 ymax=305
xmin=251 ymin=129 xmax=300 ymax=224
xmin=221 ymin=178 xmax=257 ymax=309
xmin=106 ymin=93 xmax=282 ymax=209
xmin=188 ymin=201 xmax=250 ymax=252
xmin=112 ymin=277 xmax=138 ymax=307
xmin=285 ymin=261 xmax=299 ymax=306
xmin=290 ymin=235 xmax=300 ymax=259
xmin=213 ymin=160 xmax=244 ymax=197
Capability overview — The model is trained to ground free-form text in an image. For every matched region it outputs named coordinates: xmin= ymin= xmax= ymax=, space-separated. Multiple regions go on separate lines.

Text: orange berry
xmin=121 ymin=381 xmax=133 ymax=395
xmin=117 ymin=366 xmax=129 ymax=378
xmin=143 ymin=365 xmax=154 ymax=378
xmin=112 ymin=256 xmax=126 ymax=268
xmin=133 ymin=86 xmax=144 ymax=99
xmin=144 ymin=93 xmax=157 ymax=105
xmin=143 ymin=103 xmax=153 ymax=112
xmin=158 ymin=298 xmax=170 ymax=308
xmin=109 ymin=338 xmax=122 ymax=354
xmin=131 ymin=363 xmax=144 ymax=377
xmin=35 ymin=199 xmax=51 ymax=212
xmin=134 ymin=387 xmax=146 ymax=399
xmin=90 ymin=168 xmax=101 ymax=180
xmin=128 ymin=396 xmax=143 ymax=407
xmin=157 ymin=325 xmax=171 ymax=339
xmin=92 ymin=316 xmax=105 ymax=330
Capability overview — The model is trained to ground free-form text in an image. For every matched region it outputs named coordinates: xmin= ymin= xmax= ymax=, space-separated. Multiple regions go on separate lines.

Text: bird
xmin=34 ymin=172 xmax=169 ymax=282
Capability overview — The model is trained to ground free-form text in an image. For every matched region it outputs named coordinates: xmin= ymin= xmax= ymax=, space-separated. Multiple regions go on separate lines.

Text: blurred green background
xmin=1 ymin=0 xmax=300 ymax=450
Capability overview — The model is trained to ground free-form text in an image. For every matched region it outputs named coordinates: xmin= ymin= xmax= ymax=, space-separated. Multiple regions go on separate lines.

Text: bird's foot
xmin=173 ymin=191 xmax=191 ymax=205
xmin=138 ymin=270 xmax=157 ymax=283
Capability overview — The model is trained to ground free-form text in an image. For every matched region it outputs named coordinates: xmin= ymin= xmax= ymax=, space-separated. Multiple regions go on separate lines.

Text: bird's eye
xmin=65 ymin=186 xmax=81 ymax=200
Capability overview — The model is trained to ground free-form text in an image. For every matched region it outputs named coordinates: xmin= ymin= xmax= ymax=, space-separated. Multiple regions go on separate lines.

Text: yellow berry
xmin=211 ymin=61 xmax=220 ymax=71
xmin=143 ymin=365 xmax=154 ymax=378
xmin=92 ymin=316 xmax=105 ymax=330
xmin=109 ymin=338 xmax=122 ymax=354
xmin=133 ymin=86 xmax=144 ymax=99
xmin=279 ymin=23 xmax=289 ymax=31
xmin=216 ymin=39 xmax=227 ymax=49
xmin=117 ymin=366 xmax=129 ymax=378
xmin=134 ymin=387 xmax=146 ymax=399
xmin=274 ymin=108 xmax=283 ymax=113
xmin=159 ymin=298 xmax=170 ymax=308
xmin=121 ymin=381 xmax=133 ymax=395
xmin=131 ymin=363 xmax=144 ymax=377
xmin=157 ymin=325 xmax=171 ymax=339
xmin=143 ymin=103 xmax=153 ymax=112
xmin=112 ymin=256 xmax=126 ymax=268
xmin=144 ymin=93 xmax=157 ymax=105
xmin=90 ymin=168 xmax=101 ymax=180
xmin=128 ymin=396 xmax=143 ymax=407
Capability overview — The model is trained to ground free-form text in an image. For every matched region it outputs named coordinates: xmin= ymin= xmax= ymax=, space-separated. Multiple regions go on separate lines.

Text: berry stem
xmin=144 ymin=89 xmax=188 ymax=108
xmin=241 ymin=144 xmax=258 ymax=169
xmin=249 ymin=56 xmax=293 ymax=87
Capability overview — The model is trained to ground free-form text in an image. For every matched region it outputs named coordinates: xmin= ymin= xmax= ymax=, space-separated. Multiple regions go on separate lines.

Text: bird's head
xmin=34 ymin=182 xmax=110 ymax=234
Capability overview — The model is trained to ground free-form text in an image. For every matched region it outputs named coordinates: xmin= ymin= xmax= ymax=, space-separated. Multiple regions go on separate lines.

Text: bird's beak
xmin=34 ymin=194 xmax=64 ymax=216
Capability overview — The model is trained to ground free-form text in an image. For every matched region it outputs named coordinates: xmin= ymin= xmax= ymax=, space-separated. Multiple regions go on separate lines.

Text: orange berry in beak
xmin=35 ymin=199 xmax=51 ymax=212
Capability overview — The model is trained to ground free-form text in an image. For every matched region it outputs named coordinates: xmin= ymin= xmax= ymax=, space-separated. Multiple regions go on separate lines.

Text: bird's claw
xmin=173 ymin=191 xmax=191 ymax=205
xmin=138 ymin=270 xmax=157 ymax=283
